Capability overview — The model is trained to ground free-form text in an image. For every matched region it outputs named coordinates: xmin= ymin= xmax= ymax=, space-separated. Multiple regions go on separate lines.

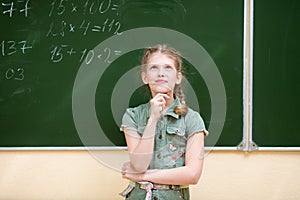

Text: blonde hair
xmin=141 ymin=44 xmax=188 ymax=116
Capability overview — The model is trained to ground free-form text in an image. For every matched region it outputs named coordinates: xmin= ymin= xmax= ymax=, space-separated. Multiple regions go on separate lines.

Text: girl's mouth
xmin=155 ymin=79 xmax=168 ymax=83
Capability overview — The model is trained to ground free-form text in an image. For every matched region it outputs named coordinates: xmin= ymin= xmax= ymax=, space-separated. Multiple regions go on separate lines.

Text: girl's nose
xmin=158 ymin=66 xmax=165 ymax=77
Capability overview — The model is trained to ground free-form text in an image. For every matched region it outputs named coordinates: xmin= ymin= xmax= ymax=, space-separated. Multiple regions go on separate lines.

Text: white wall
xmin=0 ymin=150 xmax=299 ymax=200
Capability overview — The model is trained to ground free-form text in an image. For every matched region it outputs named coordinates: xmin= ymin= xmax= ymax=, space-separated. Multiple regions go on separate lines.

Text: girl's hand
xmin=149 ymin=93 xmax=170 ymax=121
xmin=121 ymin=162 xmax=145 ymax=182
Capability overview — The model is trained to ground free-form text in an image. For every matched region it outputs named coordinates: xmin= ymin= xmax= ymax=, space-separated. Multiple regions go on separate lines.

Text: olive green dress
xmin=120 ymin=99 xmax=208 ymax=200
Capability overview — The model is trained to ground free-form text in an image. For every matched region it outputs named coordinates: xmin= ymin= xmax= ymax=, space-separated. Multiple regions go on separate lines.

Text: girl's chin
xmin=152 ymin=88 xmax=171 ymax=94
xmin=150 ymin=84 xmax=172 ymax=92
xmin=152 ymin=91 xmax=172 ymax=97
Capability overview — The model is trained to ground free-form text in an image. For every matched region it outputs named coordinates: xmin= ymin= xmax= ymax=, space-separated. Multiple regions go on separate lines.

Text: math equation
xmin=0 ymin=0 xmax=124 ymax=69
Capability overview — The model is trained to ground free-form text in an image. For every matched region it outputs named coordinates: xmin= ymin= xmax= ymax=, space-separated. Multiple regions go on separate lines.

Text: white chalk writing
xmin=2 ymin=0 xmax=31 ymax=17
xmin=1 ymin=40 xmax=34 ymax=56
xmin=5 ymin=67 xmax=25 ymax=81
xmin=49 ymin=45 xmax=121 ymax=63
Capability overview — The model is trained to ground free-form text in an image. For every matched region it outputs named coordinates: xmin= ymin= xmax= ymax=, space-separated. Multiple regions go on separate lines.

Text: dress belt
xmin=130 ymin=181 xmax=189 ymax=190
xmin=120 ymin=181 xmax=189 ymax=200
xmin=130 ymin=181 xmax=189 ymax=200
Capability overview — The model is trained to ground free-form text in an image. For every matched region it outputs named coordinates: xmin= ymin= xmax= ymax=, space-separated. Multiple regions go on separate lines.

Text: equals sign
xmin=114 ymin=50 xmax=122 ymax=56
xmin=111 ymin=4 xmax=119 ymax=15
xmin=92 ymin=25 xmax=101 ymax=32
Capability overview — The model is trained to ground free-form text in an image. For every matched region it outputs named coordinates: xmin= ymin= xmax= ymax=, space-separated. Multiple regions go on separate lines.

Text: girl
xmin=120 ymin=44 xmax=208 ymax=200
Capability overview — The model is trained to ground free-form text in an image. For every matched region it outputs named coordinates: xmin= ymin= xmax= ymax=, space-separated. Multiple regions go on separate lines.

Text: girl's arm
xmin=122 ymin=131 xmax=205 ymax=185
xmin=123 ymin=117 xmax=157 ymax=173
xmin=124 ymin=93 xmax=169 ymax=173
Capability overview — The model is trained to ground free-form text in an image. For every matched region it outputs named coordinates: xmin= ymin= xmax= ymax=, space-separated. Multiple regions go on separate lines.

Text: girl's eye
xmin=150 ymin=65 xmax=157 ymax=70
xmin=165 ymin=65 xmax=173 ymax=70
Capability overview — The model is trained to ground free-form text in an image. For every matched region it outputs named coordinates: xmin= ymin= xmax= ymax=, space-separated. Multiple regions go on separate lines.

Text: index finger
xmin=154 ymin=93 xmax=170 ymax=99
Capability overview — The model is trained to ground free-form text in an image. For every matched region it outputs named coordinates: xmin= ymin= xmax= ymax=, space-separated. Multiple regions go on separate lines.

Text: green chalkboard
xmin=253 ymin=0 xmax=300 ymax=147
xmin=0 ymin=0 xmax=244 ymax=147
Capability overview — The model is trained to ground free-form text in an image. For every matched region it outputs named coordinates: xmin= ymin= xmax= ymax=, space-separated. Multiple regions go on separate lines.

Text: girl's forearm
xmin=143 ymin=164 xmax=203 ymax=185
xmin=128 ymin=117 xmax=157 ymax=172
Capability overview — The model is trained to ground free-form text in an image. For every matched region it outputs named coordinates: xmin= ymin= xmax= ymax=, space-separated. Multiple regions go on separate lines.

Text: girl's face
xmin=141 ymin=52 xmax=182 ymax=96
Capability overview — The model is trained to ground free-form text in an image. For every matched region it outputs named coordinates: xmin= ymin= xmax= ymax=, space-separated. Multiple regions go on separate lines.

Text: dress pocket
xmin=166 ymin=126 xmax=185 ymax=136
xmin=166 ymin=126 xmax=186 ymax=146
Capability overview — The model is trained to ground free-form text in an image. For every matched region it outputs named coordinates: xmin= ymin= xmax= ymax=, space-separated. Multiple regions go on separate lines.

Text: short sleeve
xmin=185 ymin=109 xmax=209 ymax=139
xmin=120 ymin=108 xmax=138 ymax=132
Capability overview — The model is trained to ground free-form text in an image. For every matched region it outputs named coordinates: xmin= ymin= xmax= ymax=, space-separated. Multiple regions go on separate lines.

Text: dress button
xmin=158 ymin=134 xmax=162 ymax=139
xmin=153 ymin=196 xmax=158 ymax=200
xmin=157 ymin=153 xmax=161 ymax=159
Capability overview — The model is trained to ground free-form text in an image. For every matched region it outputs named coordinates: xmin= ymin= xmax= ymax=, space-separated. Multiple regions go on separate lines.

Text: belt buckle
xmin=153 ymin=184 xmax=177 ymax=190
xmin=169 ymin=184 xmax=182 ymax=190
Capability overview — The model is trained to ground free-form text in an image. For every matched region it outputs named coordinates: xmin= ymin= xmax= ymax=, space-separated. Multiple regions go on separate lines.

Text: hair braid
xmin=174 ymin=84 xmax=188 ymax=116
